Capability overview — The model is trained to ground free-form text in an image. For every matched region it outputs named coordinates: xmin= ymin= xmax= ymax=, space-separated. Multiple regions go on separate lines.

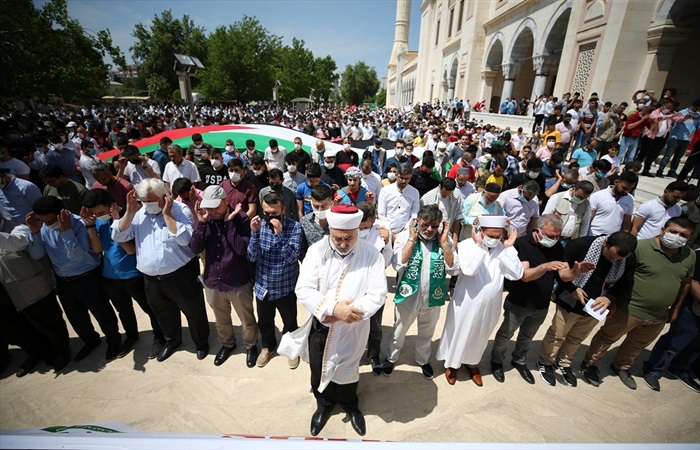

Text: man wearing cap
xmin=438 ymin=215 xmax=521 ymax=385
xmin=247 ymin=192 xmax=302 ymax=369
xmin=190 ymin=186 xmax=259 ymax=368
xmin=335 ymin=167 xmax=372 ymax=206
xmin=291 ymin=204 xmax=388 ymax=436
xmin=383 ymin=205 xmax=457 ymax=380
xmin=378 ymin=162 xmax=420 ymax=240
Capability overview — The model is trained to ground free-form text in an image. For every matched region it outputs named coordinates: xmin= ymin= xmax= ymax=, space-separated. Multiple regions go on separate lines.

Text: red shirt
xmin=220 ymin=179 xmax=257 ymax=212
xmin=623 ymin=112 xmax=649 ymax=138
xmin=92 ymin=177 xmax=134 ymax=208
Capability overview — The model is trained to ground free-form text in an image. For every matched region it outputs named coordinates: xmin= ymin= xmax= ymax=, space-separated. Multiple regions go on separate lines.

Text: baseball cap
xmin=200 ymin=185 xmax=227 ymax=208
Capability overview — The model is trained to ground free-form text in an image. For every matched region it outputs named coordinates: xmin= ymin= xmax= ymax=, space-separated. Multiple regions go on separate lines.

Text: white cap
xmin=200 ymin=185 xmax=227 ymax=208
xmin=326 ymin=205 xmax=363 ymax=230
xmin=324 ymin=148 xmax=338 ymax=159
xmin=437 ymin=141 xmax=447 ymax=149
xmin=477 ymin=215 xmax=507 ymax=228
xmin=66 ymin=121 xmax=78 ymax=128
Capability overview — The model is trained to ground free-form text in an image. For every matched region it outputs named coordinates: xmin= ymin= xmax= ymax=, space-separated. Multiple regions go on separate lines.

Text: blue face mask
xmin=518 ymin=193 xmax=527 ymax=203
xmin=596 ymin=171 xmax=606 ymax=179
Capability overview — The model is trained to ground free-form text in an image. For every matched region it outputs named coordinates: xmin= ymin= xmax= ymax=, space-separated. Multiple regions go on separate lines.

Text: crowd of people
xmin=1 ymin=91 xmax=699 ymax=436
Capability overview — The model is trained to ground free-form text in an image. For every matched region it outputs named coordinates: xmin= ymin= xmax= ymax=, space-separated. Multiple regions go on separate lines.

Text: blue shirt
xmin=150 ymin=148 xmax=171 ymax=174
xmin=247 ymin=216 xmax=301 ymax=301
xmin=45 ymin=149 xmax=81 ymax=183
xmin=571 ymin=148 xmax=597 ymax=168
xmin=541 ymin=162 xmax=562 ymax=180
xmin=337 ymin=186 xmax=369 ymax=206
xmin=0 ymin=176 xmax=42 ymax=223
xmin=669 ymin=107 xmax=700 ymax=141
xmin=296 ymin=180 xmax=330 ymax=215
xmin=111 ymin=201 xmax=195 ymax=276
xmin=96 ymin=219 xmax=140 ymax=280
xmin=27 ymin=213 xmax=100 ymax=277
xmin=222 ymin=152 xmax=247 ymax=167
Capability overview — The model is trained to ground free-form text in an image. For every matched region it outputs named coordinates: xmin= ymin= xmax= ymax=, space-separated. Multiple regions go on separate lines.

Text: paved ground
xmin=1 ymin=174 xmax=699 ymax=443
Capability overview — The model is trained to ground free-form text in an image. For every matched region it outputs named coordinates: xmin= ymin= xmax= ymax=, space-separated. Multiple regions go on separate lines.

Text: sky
xmin=38 ymin=0 xmax=423 ymax=78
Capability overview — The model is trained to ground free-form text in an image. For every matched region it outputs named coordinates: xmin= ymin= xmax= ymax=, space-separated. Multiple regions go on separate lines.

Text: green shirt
xmin=43 ymin=180 xmax=87 ymax=215
xmin=621 ymin=238 xmax=695 ymax=321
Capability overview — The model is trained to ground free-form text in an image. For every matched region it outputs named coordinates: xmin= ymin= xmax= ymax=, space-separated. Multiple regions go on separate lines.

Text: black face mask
xmin=271 ymin=184 xmax=282 ymax=191
xmin=267 ymin=215 xmax=282 ymax=230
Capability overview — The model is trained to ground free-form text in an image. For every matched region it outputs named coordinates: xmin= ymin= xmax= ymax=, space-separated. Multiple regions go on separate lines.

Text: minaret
xmin=389 ymin=0 xmax=411 ymax=69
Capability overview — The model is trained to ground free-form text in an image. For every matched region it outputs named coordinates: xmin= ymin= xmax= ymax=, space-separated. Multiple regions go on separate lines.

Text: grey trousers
xmin=490 ymin=300 xmax=549 ymax=365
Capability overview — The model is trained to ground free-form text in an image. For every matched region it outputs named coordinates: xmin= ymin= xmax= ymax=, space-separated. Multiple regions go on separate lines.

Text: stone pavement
xmin=1 ymin=175 xmax=699 ymax=443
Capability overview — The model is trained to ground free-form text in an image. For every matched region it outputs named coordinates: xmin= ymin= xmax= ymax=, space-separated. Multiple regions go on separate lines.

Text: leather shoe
xmin=214 ymin=345 xmax=235 ymax=366
xmin=445 ymin=367 xmax=457 ymax=385
xmin=117 ymin=336 xmax=139 ymax=358
xmin=512 ymin=360 xmax=535 ymax=385
xmin=16 ymin=353 xmax=41 ymax=378
xmin=348 ymin=409 xmax=366 ymax=436
xmin=149 ymin=340 xmax=165 ymax=360
xmin=310 ymin=406 xmax=334 ymax=436
xmin=467 ymin=365 xmax=483 ymax=387
xmin=369 ymin=357 xmax=382 ymax=376
xmin=491 ymin=361 xmax=505 ymax=383
xmin=196 ymin=347 xmax=209 ymax=360
xmin=246 ymin=346 xmax=258 ymax=368
xmin=105 ymin=341 xmax=121 ymax=360
xmin=157 ymin=341 xmax=182 ymax=362
xmin=74 ymin=340 xmax=101 ymax=362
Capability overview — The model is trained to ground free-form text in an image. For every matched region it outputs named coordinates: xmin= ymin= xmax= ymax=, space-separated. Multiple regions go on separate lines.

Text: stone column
xmin=446 ymin=77 xmax=456 ymax=103
xmin=531 ymin=55 xmax=551 ymax=99
xmin=480 ymin=69 xmax=497 ymax=109
xmin=500 ymin=62 xmax=520 ymax=106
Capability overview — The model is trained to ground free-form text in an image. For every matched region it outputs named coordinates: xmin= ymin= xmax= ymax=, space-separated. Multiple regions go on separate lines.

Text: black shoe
xmin=511 ymin=360 xmax=535 ymax=384
xmin=610 ymin=363 xmax=637 ymax=390
xmin=643 ymin=372 xmax=660 ymax=391
xmin=149 ymin=340 xmax=165 ymax=360
xmin=421 ymin=363 xmax=434 ymax=380
xmin=369 ymin=357 xmax=382 ymax=376
xmin=537 ymin=361 xmax=556 ymax=386
xmin=117 ymin=337 xmax=139 ymax=359
xmin=581 ymin=361 xmax=601 ymax=387
xmin=74 ymin=340 xmax=101 ymax=362
xmin=214 ymin=345 xmax=235 ymax=366
xmin=381 ymin=360 xmax=394 ymax=377
xmin=667 ymin=171 xmax=679 ymax=178
xmin=348 ymin=409 xmax=366 ymax=436
xmin=557 ymin=364 xmax=577 ymax=387
xmin=53 ymin=352 xmax=70 ymax=371
xmin=491 ymin=361 xmax=505 ymax=383
xmin=642 ymin=171 xmax=655 ymax=178
xmin=656 ymin=172 xmax=665 ymax=178
xmin=157 ymin=341 xmax=182 ymax=362
xmin=105 ymin=341 xmax=121 ymax=360
xmin=310 ymin=406 xmax=334 ymax=436
xmin=667 ymin=368 xmax=700 ymax=393
xmin=15 ymin=353 xmax=41 ymax=378
xmin=246 ymin=346 xmax=258 ymax=368
xmin=196 ymin=347 xmax=209 ymax=360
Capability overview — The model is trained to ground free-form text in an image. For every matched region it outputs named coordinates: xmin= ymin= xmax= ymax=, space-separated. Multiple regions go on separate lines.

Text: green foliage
xmin=273 ymin=39 xmax=338 ymax=103
xmin=198 ymin=16 xmax=280 ymax=102
xmin=340 ymin=62 xmax=380 ymax=106
xmin=131 ymin=10 xmax=207 ymax=99
xmin=376 ymin=89 xmax=387 ymax=106
xmin=0 ymin=0 xmax=126 ymax=103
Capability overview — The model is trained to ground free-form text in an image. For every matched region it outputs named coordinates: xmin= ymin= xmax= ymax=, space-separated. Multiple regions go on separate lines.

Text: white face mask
xmin=482 ymin=236 xmax=500 ymax=248
xmin=358 ymin=228 xmax=370 ymax=239
xmin=324 ymin=162 xmax=335 ymax=170
xmin=229 ymin=172 xmax=242 ymax=182
xmin=661 ymin=232 xmax=687 ymax=249
xmin=143 ymin=202 xmax=162 ymax=215
xmin=287 ymin=165 xmax=297 ymax=173
xmin=96 ymin=213 xmax=112 ymax=221
xmin=45 ymin=221 xmax=61 ymax=230
xmin=53 ymin=143 xmax=63 ymax=151
xmin=387 ymin=172 xmax=397 ymax=181
xmin=225 ymin=145 xmax=235 ymax=153
xmin=294 ymin=144 xmax=302 ymax=150
xmin=253 ymin=169 xmax=263 ymax=176
xmin=405 ymin=150 xmax=413 ymax=156
xmin=527 ymin=171 xmax=539 ymax=179
xmin=313 ymin=208 xmax=327 ymax=220
xmin=395 ymin=148 xmax=404 ymax=157
xmin=271 ymin=147 xmax=278 ymax=153
xmin=547 ymin=141 xmax=555 ymax=149
xmin=194 ymin=143 xmax=203 ymax=149
xmin=537 ymin=229 xmax=558 ymax=248
xmin=211 ymin=159 xmax=223 ymax=169
xmin=343 ymin=144 xmax=351 ymax=150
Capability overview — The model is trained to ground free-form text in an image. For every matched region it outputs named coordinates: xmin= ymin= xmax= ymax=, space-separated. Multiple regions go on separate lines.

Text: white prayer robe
xmin=436 ymin=238 xmax=523 ymax=368
xmin=294 ymin=237 xmax=387 ymax=392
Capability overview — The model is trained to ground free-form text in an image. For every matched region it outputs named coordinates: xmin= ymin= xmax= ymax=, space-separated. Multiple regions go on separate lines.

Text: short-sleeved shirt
xmin=620 ymin=238 xmax=695 ymax=321
xmin=571 ymin=148 xmax=597 ymax=168
xmin=43 ymin=180 xmax=87 ymax=214
xmin=124 ymin=159 xmax=161 ymax=187
xmin=634 ymin=197 xmax=682 ymax=240
xmin=162 ymin=159 xmax=200 ymax=187
xmin=200 ymin=166 xmax=229 ymax=188
xmin=264 ymin=146 xmax=287 ymax=171
xmin=220 ymin=179 xmax=257 ymax=213
xmin=92 ymin=178 xmax=134 ymax=209
xmin=506 ymin=233 xmax=565 ymax=309
xmin=588 ymin=187 xmax=635 ymax=236
xmin=96 ymin=219 xmax=140 ymax=280
xmin=0 ymin=158 xmax=30 ymax=178
xmin=499 ymin=188 xmax=540 ymax=236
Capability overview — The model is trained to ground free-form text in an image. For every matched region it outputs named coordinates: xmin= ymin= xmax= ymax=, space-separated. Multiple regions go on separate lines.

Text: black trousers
xmin=532 ymin=114 xmax=545 ymax=133
xmin=18 ymin=291 xmax=71 ymax=364
xmin=678 ymin=151 xmax=700 ymax=181
xmin=256 ymin=292 xmax=298 ymax=351
xmin=102 ymin=276 xmax=163 ymax=342
xmin=309 ymin=318 xmax=359 ymax=412
xmin=367 ymin=304 xmax=384 ymax=361
xmin=0 ymin=287 xmax=42 ymax=358
xmin=143 ymin=258 xmax=209 ymax=350
xmin=636 ymin=136 xmax=668 ymax=173
xmin=56 ymin=269 xmax=121 ymax=347
xmin=596 ymin=140 xmax=613 ymax=158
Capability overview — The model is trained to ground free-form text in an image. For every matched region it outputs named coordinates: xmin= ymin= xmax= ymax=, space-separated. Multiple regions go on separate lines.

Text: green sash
xmin=394 ymin=239 xmax=447 ymax=307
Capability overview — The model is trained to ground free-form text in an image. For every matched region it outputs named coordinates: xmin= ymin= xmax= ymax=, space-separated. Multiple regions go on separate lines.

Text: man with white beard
xmin=437 ymin=215 xmax=522 ymax=385
xmin=288 ymin=204 xmax=387 ymax=437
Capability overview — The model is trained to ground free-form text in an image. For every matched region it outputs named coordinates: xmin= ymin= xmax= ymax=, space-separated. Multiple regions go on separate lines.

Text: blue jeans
xmin=644 ymin=303 xmax=700 ymax=376
xmin=619 ymin=135 xmax=640 ymax=164
xmin=657 ymin=138 xmax=690 ymax=175
xmin=572 ymin=129 xmax=592 ymax=152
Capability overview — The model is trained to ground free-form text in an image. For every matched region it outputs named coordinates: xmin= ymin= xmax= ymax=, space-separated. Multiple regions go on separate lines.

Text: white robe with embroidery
xmin=436 ymin=238 xmax=523 ymax=368
xmin=292 ymin=238 xmax=387 ymax=392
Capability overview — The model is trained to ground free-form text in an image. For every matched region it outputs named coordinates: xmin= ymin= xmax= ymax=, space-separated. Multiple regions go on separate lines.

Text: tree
xmin=312 ymin=56 xmax=338 ymax=103
xmin=198 ymin=16 xmax=281 ymax=102
xmin=376 ymin=89 xmax=387 ymax=106
xmin=340 ymin=62 xmax=380 ymax=106
xmin=273 ymin=39 xmax=338 ymax=103
xmin=0 ymin=0 xmax=125 ymax=103
xmin=131 ymin=10 xmax=207 ymax=99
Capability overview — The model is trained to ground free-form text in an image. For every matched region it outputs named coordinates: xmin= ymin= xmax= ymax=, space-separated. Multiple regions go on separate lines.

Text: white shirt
xmin=588 ymin=187 xmax=635 ymax=236
xmin=634 ymin=197 xmax=682 ymax=240
xmin=264 ymin=146 xmax=287 ymax=171
xmin=543 ymin=189 xmax=592 ymax=238
xmin=124 ymin=158 xmax=161 ymax=187
xmin=378 ymin=183 xmax=420 ymax=233
xmin=361 ymin=219 xmax=393 ymax=267
xmin=78 ymin=154 xmax=99 ymax=189
xmin=499 ymin=188 xmax=540 ymax=236
xmin=511 ymin=133 xmax=525 ymax=152
xmin=0 ymin=158 xmax=30 ymax=178
xmin=361 ymin=171 xmax=382 ymax=202
xmin=162 ymin=159 xmax=200 ymax=188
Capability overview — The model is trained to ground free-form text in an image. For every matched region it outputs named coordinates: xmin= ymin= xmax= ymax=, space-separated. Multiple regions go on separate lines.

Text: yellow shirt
xmin=485 ymin=174 xmax=506 ymax=190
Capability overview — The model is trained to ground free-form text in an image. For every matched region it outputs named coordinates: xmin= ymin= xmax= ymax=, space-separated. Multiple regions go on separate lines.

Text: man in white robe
xmin=436 ymin=215 xmax=523 ymax=385
xmin=292 ymin=204 xmax=387 ymax=437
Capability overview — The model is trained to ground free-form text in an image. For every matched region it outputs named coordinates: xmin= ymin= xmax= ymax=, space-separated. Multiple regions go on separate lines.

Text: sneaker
xmin=537 ymin=361 xmax=556 ymax=386
xmin=557 ymin=364 xmax=577 ymax=387
xmin=381 ymin=360 xmax=394 ymax=377
xmin=667 ymin=368 xmax=700 ymax=393
xmin=421 ymin=363 xmax=434 ymax=380
xmin=580 ymin=361 xmax=601 ymax=387
xmin=288 ymin=356 xmax=300 ymax=370
xmin=643 ymin=372 xmax=660 ymax=391
xmin=256 ymin=348 xmax=272 ymax=368
xmin=610 ymin=363 xmax=637 ymax=390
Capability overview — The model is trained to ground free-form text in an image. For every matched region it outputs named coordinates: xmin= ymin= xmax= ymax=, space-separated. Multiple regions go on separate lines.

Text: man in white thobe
xmin=293 ymin=204 xmax=387 ymax=437
xmin=437 ymin=215 xmax=523 ymax=385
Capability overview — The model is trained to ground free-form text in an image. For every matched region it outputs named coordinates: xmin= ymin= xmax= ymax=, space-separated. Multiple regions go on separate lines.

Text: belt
xmin=144 ymin=258 xmax=196 ymax=281
xmin=58 ymin=268 xmax=98 ymax=282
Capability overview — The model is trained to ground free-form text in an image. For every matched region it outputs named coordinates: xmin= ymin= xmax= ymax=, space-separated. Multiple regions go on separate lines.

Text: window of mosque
xmin=571 ymin=42 xmax=597 ymax=94
xmin=448 ymin=8 xmax=455 ymax=38
xmin=457 ymin=0 xmax=464 ymax=31
xmin=435 ymin=20 xmax=441 ymax=46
